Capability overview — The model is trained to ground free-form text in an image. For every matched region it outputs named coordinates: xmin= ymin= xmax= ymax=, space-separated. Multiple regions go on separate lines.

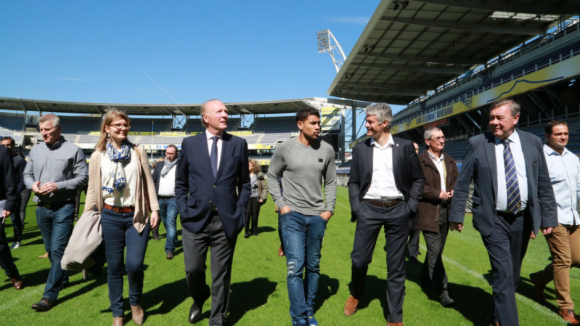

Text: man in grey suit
xmin=449 ymin=98 xmax=557 ymax=326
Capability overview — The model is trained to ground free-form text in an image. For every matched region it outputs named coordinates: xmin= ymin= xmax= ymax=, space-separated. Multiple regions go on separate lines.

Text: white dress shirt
xmin=363 ymin=135 xmax=404 ymax=200
xmin=495 ymin=131 xmax=528 ymax=213
xmin=544 ymin=145 xmax=580 ymax=225
xmin=158 ymin=162 xmax=177 ymax=197
xmin=428 ymin=150 xmax=446 ymax=193
xmin=205 ymin=129 xmax=223 ymax=170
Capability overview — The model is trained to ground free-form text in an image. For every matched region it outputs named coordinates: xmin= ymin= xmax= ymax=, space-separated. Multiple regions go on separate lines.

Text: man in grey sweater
xmin=23 ymin=114 xmax=88 ymax=311
xmin=267 ymin=107 xmax=336 ymax=326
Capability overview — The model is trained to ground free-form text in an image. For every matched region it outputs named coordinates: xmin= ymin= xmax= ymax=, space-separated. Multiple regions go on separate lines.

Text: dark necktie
xmin=210 ymin=136 xmax=219 ymax=178
xmin=502 ymin=140 xmax=521 ymax=214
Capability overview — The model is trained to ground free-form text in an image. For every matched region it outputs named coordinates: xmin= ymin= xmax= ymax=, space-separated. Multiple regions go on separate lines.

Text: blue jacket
xmin=175 ymin=132 xmax=250 ymax=238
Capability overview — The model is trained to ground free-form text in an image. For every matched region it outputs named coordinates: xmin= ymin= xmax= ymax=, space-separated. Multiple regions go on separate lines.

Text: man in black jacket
xmin=1 ymin=137 xmax=26 ymax=249
xmin=0 ymin=145 xmax=23 ymax=290
xmin=344 ymin=103 xmax=425 ymax=326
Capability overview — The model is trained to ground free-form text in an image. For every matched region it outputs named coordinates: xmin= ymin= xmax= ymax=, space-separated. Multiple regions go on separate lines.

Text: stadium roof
xmin=0 ymin=96 xmax=369 ymax=116
xmin=327 ymin=0 xmax=577 ymax=105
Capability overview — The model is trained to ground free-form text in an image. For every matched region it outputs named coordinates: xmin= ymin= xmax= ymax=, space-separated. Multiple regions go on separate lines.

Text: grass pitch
xmin=1 ymin=187 xmax=576 ymax=325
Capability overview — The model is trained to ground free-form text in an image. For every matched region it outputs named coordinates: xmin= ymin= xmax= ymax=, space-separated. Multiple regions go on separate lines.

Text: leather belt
xmin=104 ymin=204 xmax=135 ymax=213
xmin=158 ymin=195 xmax=175 ymax=199
xmin=38 ymin=201 xmax=74 ymax=209
xmin=363 ymin=199 xmax=403 ymax=208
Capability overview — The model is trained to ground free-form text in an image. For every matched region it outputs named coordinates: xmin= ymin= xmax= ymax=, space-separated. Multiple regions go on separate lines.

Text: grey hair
xmin=490 ymin=98 xmax=520 ymax=117
xmin=38 ymin=114 xmax=61 ymax=128
xmin=200 ymin=99 xmax=222 ymax=127
xmin=365 ymin=103 xmax=392 ymax=127
xmin=424 ymin=127 xmax=442 ymax=140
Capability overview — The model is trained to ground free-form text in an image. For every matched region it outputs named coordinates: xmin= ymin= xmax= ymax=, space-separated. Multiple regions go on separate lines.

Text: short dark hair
xmin=296 ymin=108 xmax=320 ymax=123
xmin=166 ymin=144 xmax=178 ymax=152
xmin=1 ymin=136 xmax=15 ymax=147
xmin=545 ymin=120 xmax=568 ymax=135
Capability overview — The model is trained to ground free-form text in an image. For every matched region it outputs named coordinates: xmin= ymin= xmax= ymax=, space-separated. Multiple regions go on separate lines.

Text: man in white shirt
xmin=345 ymin=103 xmax=425 ymax=326
xmin=152 ymin=144 xmax=180 ymax=260
xmin=529 ymin=120 xmax=580 ymax=324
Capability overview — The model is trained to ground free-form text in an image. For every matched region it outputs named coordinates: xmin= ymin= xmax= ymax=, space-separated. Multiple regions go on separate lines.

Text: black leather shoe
xmin=440 ymin=294 xmax=455 ymax=307
xmin=407 ymin=256 xmax=420 ymax=264
xmin=31 ymin=298 xmax=57 ymax=311
xmin=188 ymin=290 xmax=210 ymax=324
xmin=244 ymin=233 xmax=250 ymax=239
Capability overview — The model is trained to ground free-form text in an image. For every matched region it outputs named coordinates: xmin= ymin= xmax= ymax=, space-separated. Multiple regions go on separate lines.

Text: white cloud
xmin=327 ymin=16 xmax=370 ymax=25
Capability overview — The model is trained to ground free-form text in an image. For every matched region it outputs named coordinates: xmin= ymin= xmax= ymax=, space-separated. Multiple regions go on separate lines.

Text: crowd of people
xmin=0 ymin=97 xmax=579 ymax=326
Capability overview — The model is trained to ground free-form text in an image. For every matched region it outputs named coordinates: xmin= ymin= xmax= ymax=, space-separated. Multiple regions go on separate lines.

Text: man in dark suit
xmin=344 ymin=103 xmax=425 ymax=326
xmin=449 ymin=98 xmax=558 ymax=326
xmin=0 ymin=145 xmax=23 ymax=290
xmin=175 ymin=99 xmax=250 ymax=326
xmin=152 ymin=144 xmax=180 ymax=259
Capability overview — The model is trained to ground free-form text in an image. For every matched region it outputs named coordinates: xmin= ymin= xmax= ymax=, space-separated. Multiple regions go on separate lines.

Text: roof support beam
xmin=335 ymin=86 xmax=425 ymax=97
xmin=411 ymin=0 xmax=579 ymax=16
xmin=346 ymin=94 xmax=415 ymax=105
xmin=342 ymin=81 xmax=435 ymax=91
xmin=354 ymin=62 xmax=465 ymax=74
xmin=380 ymin=17 xmax=544 ymax=36
xmin=361 ymin=51 xmax=483 ymax=65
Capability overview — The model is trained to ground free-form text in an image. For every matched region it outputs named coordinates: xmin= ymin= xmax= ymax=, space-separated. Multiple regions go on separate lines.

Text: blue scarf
xmin=102 ymin=142 xmax=131 ymax=194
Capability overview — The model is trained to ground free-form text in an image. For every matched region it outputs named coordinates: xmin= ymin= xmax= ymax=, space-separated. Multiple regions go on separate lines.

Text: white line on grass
xmin=0 ymin=285 xmax=43 ymax=312
xmin=419 ymin=244 xmax=566 ymax=324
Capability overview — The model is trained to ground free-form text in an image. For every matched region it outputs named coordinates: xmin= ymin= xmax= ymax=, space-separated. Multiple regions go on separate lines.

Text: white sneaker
xmin=10 ymin=242 xmax=21 ymax=249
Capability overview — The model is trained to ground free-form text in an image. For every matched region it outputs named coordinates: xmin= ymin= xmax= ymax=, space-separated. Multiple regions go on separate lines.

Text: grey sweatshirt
xmin=23 ymin=136 xmax=88 ymax=204
xmin=267 ymin=137 xmax=336 ymax=216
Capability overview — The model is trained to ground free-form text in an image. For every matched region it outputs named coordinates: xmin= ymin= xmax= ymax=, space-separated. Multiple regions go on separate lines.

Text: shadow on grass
xmin=142 ymin=278 xmax=190 ymax=316
xmin=517 ymin=276 xmax=559 ymax=314
xmin=256 ymin=226 xmax=276 ymax=235
xmin=228 ymin=277 xmax=277 ymax=325
xmin=314 ymin=274 xmax=340 ymax=314
xmin=353 ymin=275 xmax=389 ymax=320
xmin=0 ymin=267 xmax=51 ymax=291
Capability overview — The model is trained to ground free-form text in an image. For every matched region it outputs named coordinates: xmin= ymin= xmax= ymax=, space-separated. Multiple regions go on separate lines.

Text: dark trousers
xmin=482 ymin=212 xmax=532 ymax=326
xmin=278 ymin=212 xmax=284 ymax=251
xmin=19 ymin=188 xmax=32 ymax=226
xmin=0 ymin=219 xmax=20 ymax=279
xmin=183 ymin=213 xmax=237 ymax=326
xmin=36 ymin=203 xmax=75 ymax=300
xmin=10 ymin=200 xmax=22 ymax=242
xmin=100 ymin=208 xmax=151 ymax=317
xmin=244 ymin=197 xmax=261 ymax=235
xmin=407 ymin=217 xmax=420 ymax=258
xmin=421 ymin=207 xmax=449 ymax=295
xmin=350 ymin=201 xmax=409 ymax=323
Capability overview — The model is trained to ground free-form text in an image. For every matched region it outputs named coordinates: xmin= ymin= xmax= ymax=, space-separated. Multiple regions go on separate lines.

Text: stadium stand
xmin=58 ymin=116 xmax=100 ymax=134
xmin=253 ymin=116 xmax=296 ymax=133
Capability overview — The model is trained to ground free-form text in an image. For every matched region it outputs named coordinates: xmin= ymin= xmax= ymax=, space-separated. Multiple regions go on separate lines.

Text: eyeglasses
xmin=109 ymin=123 xmax=130 ymax=130
xmin=429 ymin=136 xmax=445 ymax=141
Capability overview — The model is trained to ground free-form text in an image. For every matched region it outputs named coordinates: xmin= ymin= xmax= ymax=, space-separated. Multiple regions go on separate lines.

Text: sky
xmin=1 ymin=0 xmax=392 ymax=109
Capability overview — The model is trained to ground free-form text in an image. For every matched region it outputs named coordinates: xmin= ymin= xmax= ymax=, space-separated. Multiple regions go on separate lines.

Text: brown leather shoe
xmin=152 ymin=229 xmax=160 ymax=241
xmin=387 ymin=322 xmax=404 ymax=326
xmin=559 ymin=309 xmax=580 ymax=324
xmin=10 ymin=278 xmax=23 ymax=290
xmin=491 ymin=322 xmax=500 ymax=326
xmin=278 ymin=246 xmax=285 ymax=257
xmin=131 ymin=305 xmax=144 ymax=325
xmin=529 ymin=272 xmax=546 ymax=304
xmin=344 ymin=295 xmax=359 ymax=316
xmin=166 ymin=252 xmax=174 ymax=260
xmin=112 ymin=317 xmax=123 ymax=326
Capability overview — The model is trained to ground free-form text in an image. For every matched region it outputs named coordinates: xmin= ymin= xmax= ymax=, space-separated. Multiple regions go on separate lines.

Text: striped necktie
xmin=502 ymin=139 xmax=521 ymax=214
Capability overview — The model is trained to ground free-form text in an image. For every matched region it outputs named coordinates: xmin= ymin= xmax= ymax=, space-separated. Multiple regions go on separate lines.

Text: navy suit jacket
xmin=449 ymin=130 xmax=558 ymax=236
xmin=175 ymin=131 xmax=251 ymax=238
xmin=347 ymin=136 xmax=425 ymax=222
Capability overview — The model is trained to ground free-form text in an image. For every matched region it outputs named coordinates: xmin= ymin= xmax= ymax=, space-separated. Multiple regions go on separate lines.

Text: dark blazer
xmin=13 ymin=154 xmax=26 ymax=195
xmin=348 ymin=136 xmax=425 ymax=222
xmin=0 ymin=146 xmax=17 ymax=212
xmin=415 ymin=149 xmax=459 ymax=233
xmin=175 ymin=131 xmax=251 ymax=238
xmin=449 ymin=130 xmax=557 ymax=236
xmin=152 ymin=160 xmax=165 ymax=194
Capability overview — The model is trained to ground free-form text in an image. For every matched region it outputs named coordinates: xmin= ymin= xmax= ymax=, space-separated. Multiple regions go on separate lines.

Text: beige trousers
xmin=535 ymin=224 xmax=580 ymax=310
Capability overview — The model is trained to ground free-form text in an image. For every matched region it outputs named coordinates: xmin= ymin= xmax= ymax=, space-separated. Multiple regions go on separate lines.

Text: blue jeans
xmin=281 ymin=211 xmax=327 ymax=324
xmin=36 ymin=203 xmax=75 ymax=300
xmin=101 ymin=208 xmax=151 ymax=317
xmin=158 ymin=197 xmax=179 ymax=254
